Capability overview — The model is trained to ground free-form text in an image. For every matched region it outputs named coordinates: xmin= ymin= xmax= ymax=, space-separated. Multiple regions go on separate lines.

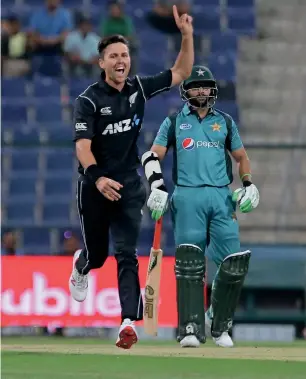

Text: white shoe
xmin=180 ymin=335 xmax=200 ymax=348
xmin=116 ymin=318 xmax=138 ymax=349
xmin=213 ymin=332 xmax=234 ymax=347
xmin=69 ymin=250 xmax=88 ymax=302
xmin=205 ymin=312 xmax=234 ymax=347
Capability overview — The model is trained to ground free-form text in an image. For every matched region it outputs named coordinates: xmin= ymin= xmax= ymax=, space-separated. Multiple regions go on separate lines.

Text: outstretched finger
xmin=173 ymin=5 xmax=180 ymax=25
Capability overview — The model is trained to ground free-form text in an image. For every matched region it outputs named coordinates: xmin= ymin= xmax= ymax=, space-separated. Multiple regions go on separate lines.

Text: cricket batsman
xmin=141 ymin=65 xmax=260 ymax=348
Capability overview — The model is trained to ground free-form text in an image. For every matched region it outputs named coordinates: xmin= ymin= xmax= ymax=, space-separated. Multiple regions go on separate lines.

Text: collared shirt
xmin=101 ymin=16 xmax=134 ymax=38
xmin=64 ymin=31 xmax=100 ymax=61
xmin=29 ymin=6 xmax=72 ymax=37
xmin=154 ymin=103 xmax=243 ymax=187
xmin=73 ymin=70 xmax=172 ymax=179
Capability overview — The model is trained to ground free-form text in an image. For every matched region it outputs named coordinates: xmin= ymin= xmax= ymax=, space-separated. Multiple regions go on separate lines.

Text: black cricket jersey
xmin=73 ymin=70 xmax=172 ymax=179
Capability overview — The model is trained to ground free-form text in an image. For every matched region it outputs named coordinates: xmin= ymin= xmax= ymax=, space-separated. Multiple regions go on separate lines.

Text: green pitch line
xmin=1 ymin=336 xmax=306 ymax=348
xmin=2 ymin=352 xmax=306 ymax=379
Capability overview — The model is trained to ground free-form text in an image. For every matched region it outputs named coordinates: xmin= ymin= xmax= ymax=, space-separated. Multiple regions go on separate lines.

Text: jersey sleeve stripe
xmin=79 ymin=95 xmax=96 ymax=112
xmin=135 ymin=75 xmax=147 ymax=102
xmin=149 ymin=86 xmax=171 ymax=98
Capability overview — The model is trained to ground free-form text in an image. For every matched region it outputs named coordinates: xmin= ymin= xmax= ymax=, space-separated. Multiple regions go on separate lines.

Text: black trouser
xmin=76 ymin=172 xmax=147 ymax=321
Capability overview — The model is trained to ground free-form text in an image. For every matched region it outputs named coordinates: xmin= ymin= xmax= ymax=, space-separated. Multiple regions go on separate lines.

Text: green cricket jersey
xmin=153 ymin=104 xmax=243 ymax=187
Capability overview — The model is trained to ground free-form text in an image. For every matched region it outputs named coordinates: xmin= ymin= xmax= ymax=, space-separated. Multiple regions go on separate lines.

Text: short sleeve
xmin=136 ymin=70 xmax=172 ymax=100
xmin=126 ymin=17 xmax=135 ymax=35
xmin=63 ymin=33 xmax=74 ymax=52
xmin=29 ymin=12 xmax=39 ymax=31
xmin=90 ymin=34 xmax=100 ymax=56
xmin=228 ymin=119 xmax=243 ymax=152
xmin=153 ymin=117 xmax=175 ymax=148
xmin=73 ymin=96 xmax=96 ymax=142
xmin=100 ymin=20 xmax=109 ymax=37
xmin=62 ymin=10 xmax=73 ymax=31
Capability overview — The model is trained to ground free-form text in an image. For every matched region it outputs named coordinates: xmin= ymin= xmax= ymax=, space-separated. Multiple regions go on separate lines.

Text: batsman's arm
xmin=141 ymin=116 xmax=174 ymax=189
xmin=231 ymin=148 xmax=252 ymax=184
xmin=229 ymin=119 xmax=259 ymax=211
xmin=231 ymin=147 xmax=260 ymax=212
xmin=227 ymin=117 xmax=252 ymax=184
xmin=151 ymin=145 xmax=167 ymax=161
xmin=141 ymin=116 xmax=175 ymax=220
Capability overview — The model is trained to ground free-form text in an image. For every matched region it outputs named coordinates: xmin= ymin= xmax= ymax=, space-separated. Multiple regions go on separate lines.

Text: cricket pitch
xmin=2 ymin=342 xmax=306 ymax=362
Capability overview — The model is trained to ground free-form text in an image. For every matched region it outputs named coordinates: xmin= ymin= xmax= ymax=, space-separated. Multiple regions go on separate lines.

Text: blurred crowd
xmin=1 ymin=0 xmax=197 ymax=79
xmin=1 ymin=229 xmax=82 ymax=256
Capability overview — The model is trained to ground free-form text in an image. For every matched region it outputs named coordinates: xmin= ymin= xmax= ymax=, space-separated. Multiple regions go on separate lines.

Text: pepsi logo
xmin=180 ymin=123 xmax=192 ymax=130
xmin=182 ymin=138 xmax=195 ymax=150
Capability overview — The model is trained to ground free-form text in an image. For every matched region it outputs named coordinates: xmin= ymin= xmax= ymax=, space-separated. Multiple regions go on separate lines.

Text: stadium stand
xmin=236 ymin=0 xmax=306 ymax=243
xmin=1 ymin=0 xmax=305 ymax=255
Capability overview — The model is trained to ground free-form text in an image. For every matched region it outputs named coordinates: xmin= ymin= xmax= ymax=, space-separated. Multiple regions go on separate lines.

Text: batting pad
xmin=211 ymin=250 xmax=251 ymax=338
xmin=175 ymin=244 xmax=206 ymax=343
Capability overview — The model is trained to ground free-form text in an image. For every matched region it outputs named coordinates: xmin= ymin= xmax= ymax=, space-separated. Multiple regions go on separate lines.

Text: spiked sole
xmin=116 ymin=326 xmax=138 ymax=349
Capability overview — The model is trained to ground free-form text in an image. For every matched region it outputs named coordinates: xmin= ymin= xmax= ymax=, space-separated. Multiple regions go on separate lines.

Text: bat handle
xmin=153 ymin=217 xmax=163 ymax=250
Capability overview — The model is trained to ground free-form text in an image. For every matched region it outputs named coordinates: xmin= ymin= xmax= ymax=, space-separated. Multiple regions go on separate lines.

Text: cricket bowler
xmin=69 ymin=5 xmax=194 ymax=349
xmin=141 ymin=65 xmax=260 ymax=348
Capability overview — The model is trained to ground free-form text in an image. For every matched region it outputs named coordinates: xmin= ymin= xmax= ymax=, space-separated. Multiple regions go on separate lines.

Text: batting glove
xmin=147 ymin=185 xmax=168 ymax=221
xmin=232 ymin=182 xmax=260 ymax=213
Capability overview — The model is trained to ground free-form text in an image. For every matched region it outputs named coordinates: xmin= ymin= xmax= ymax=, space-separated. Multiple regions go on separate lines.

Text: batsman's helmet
xmin=179 ymin=65 xmax=218 ymax=109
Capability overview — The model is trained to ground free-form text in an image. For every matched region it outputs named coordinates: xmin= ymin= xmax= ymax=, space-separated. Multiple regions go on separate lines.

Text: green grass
xmin=2 ymin=337 xmax=306 ymax=379
xmin=2 ymin=336 xmax=306 ymax=348
xmin=2 ymin=351 xmax=306 ymax=379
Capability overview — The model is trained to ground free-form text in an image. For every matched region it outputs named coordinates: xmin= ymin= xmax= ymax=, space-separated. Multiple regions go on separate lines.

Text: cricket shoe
xmin=205 ymin=312 xmax=234 ymax=348
xmin=213 ymin=332 xmax=234 ymax=348
xmin=180 ymin=335 xmax=200 ymax=348
xmin=69 ymin=250 xmax=88 ymax=302
xmin=116 ymin=319 xmax=138 ymax=349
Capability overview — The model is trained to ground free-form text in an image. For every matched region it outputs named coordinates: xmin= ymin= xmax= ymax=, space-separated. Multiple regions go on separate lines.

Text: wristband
xmin=240 ymin=173 xmax=252 ymax=181
xmin=157 ymin=184 xmax=168 ymax=193
xmin=243 ymin=180 xmax=252 ymax=187
xmin=85 ymin=165 xmax=107 ymax=184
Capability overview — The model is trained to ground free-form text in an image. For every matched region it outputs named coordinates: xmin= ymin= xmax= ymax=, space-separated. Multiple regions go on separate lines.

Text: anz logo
xmin=102 ymin=114 xmax=141 ymax=135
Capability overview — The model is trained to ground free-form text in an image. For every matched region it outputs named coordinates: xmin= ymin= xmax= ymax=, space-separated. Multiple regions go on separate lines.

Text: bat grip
xmin=152 ymin=217 xmax=163 ymax=250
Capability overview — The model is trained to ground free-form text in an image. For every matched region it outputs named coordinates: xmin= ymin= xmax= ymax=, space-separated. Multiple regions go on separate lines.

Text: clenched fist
xmin=147 ymin=187 xmax=169 ymax=221
xmin=232 ymin=183 xmax=260 ymax=213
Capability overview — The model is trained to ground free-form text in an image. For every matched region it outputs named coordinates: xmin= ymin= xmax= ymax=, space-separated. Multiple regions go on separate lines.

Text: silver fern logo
xmin=129 ymin=91 xmax=138 ymax=107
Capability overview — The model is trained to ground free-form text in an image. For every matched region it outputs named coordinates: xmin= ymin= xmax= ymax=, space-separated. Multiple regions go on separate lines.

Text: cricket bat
xmin=143 ymin=217 xmax=163 ymax=336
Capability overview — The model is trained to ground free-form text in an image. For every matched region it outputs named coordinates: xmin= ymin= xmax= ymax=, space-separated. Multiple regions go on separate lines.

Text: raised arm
xmin=136 ymin=5 xmax=194 ymax=100
xmin=170 ymin=5 xmax=194 ymax=87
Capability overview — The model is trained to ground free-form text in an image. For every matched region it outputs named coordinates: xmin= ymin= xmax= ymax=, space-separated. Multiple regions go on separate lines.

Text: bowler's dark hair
xmin=98 ymin=34 xmax=129 ymax=56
